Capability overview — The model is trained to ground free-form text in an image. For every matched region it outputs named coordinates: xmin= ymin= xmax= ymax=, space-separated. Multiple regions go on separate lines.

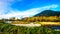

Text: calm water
xmin=48 ymin=26 xmax=60 ymax=29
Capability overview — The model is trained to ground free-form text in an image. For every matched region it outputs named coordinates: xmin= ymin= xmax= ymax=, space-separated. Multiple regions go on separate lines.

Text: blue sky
xmin=11 ymin=0 xmax=60 ymax=11
xmin=0 ymin=0 xmax=60 ymax=19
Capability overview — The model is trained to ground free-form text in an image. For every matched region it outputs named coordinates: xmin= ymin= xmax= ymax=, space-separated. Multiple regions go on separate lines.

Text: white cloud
xmin=0 ymin=0 xmax=58 ymax=19
xmin=0 ymin=4 xmax=58 ymax=19
xmin=0 ymin=0 xmax=15 ymax=14
xmin=0 ymin=0 xmax=23 ymax=15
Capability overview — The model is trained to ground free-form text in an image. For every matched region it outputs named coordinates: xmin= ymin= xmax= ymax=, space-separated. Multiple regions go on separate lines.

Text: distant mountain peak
xmin=34 ymin=10 xmax=60 ymax=16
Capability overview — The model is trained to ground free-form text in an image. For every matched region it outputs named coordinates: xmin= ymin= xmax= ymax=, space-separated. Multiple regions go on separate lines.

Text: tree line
xmin=0 ymin=16 xmax=60 ymax=24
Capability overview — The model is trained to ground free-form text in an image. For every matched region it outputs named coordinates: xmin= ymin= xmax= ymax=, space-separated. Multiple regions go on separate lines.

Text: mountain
xmin=34 ymin=10 xmax=60 ymax=16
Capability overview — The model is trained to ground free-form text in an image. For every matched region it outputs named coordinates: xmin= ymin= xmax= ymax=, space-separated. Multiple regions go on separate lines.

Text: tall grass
xmin=0 ymin=22 xmax=60 ymax=34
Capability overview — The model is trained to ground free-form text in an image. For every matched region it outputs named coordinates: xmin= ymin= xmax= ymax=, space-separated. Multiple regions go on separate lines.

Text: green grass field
xmin=0 ymin=22 xmax=60 ymax=34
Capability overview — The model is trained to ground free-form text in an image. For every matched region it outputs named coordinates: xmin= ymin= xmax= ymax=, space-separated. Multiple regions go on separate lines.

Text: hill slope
xmin=34 ymin=10 xmax=60 ymax=16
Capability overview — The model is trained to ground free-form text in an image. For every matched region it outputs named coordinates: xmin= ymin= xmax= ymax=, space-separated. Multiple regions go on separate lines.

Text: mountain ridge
xmin=34 ymin=10 xmax=60 ymax=16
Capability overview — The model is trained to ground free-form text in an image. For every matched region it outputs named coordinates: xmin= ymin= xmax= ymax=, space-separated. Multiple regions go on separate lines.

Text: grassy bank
xmin=0 ymin=22 xmax=60 ymax=34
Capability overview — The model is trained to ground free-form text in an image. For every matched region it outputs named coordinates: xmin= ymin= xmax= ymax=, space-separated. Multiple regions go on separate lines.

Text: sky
xmin=0 ymin=0 xmax=60 ymax=19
